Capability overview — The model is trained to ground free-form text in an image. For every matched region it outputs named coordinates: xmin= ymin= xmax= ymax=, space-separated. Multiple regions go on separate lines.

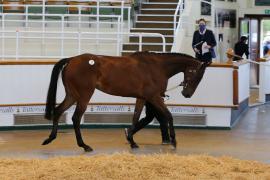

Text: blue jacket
xmin=192 ymin=29 xmax=217 ymax=62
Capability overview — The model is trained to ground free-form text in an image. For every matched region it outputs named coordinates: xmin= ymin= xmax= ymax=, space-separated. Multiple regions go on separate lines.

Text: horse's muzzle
xmin=181 ymin=91 xmax=191 ymax=98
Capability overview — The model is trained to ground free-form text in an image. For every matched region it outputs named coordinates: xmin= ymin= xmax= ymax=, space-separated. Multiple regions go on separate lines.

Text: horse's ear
xmin=206 ymin=61 xmax=212 ymax=66
xmin=197 ymin=62 xmax=211 ymax=72
xmin=200 ymin=61 xmax=211 ymax=69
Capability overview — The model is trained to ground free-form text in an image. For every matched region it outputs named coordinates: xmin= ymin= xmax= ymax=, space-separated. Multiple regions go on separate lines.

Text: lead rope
xmin=164 ymin=83 xmax=182 ymax=101
xmin=243 ymin=59 xmax=270 ymax=67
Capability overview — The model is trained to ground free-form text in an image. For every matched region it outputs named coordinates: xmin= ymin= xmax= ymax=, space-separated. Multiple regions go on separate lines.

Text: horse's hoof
xmin=124 ymin=128 xmax=130 ymax=140
xmin=171 ymin=139 xmax=177 ymax=149
xmin=131 ymin=143 xmax=139 ymax=149
xmin=84 ymin=146 xmax=93 ymax=152
xmin=42 ymin=138 xmax=52 ymax=145
xmin=162 ymin=139 xmax=171 ymax=145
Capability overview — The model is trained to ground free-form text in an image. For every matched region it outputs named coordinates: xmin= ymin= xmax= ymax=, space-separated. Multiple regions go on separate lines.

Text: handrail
xmin=0 ymin=30 xmax=166 ymax=59
xmin=173 ymin=0 xmax=184 ymax=37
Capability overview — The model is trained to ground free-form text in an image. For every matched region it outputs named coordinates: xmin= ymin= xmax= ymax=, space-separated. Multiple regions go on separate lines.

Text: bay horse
xmin=43 ymin=52 xmax=209 ymax=152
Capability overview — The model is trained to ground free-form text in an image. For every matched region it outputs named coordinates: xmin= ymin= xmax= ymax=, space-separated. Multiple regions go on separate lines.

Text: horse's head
xmin=181 ymin=62 xmax=210 ymax=98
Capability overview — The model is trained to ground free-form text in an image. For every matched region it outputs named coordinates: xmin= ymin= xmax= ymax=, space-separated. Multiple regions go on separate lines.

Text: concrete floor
xmin=0 ymin=104 xmax=270 ymax=164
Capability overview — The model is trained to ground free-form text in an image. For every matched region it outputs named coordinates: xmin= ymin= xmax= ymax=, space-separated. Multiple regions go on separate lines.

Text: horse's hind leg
xmin=42 ymin=95 xmax=75 ymax=145
xmin=72 ymin=99 xmax=92 ymax=152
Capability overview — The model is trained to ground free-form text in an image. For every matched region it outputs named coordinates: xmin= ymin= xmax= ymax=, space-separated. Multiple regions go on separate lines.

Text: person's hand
xmin=205 ymin=45 xmax=211 ymax=49
xmin=194 ymin=48 xmax=200 ymax=53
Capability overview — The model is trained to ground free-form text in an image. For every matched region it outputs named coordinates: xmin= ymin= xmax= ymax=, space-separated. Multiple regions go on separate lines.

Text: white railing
xmin=0 ymin=30 xmax=166 ymax=59
xmin=1 ymin=13 xmax=122 ymax=31
xmin=0 ymin=1 xmax=132 ymax=31
xmin=173 ymin=0 xmax=184 ymax=37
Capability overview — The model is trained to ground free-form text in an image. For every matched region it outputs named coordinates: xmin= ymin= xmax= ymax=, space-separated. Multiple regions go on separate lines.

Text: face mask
xmin=199 ymin=24 xmax=206 ymax=33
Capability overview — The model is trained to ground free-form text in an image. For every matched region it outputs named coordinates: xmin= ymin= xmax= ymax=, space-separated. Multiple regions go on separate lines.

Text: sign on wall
xmin=265 ymin=9 xmax=270 ymax=14
xmin=0 ymin=105 xmax=205 ymax=115
xmin=255 ymin=0 xmax=270 ymax=6
xmin=201 ymin=0 xmax=211 ymax=16
xmin=215 ymin=9 xmax=237 ymax=28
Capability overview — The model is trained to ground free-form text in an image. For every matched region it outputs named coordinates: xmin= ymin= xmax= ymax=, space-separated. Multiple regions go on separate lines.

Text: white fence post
xmin=25 ymin=5 xmax=29 ymax=27
xmin=259 ymin=63 xmax=266 ymax=103
xmin=78 ymin=31 xmax=81 ymax=55
xmin=121 ymin=1 xmax=124 ymax=34
xmin=1 ymin=14 xmax=5 ymax=60
xmin=61 ymin=15 xmax=64 ymax=58
xmin=16 ymin=30 xmax=19 ymax=60
xmin=128 ymin=7 xmax=131 ymax=31
xmin=139 ymin=34 xmax=142 ymax=51
xmin=78 ymin=6 xmax=82 ymax=30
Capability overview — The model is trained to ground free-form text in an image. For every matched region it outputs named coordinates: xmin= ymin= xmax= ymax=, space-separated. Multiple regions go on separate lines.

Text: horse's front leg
xmin=149 ymin=96 xmax=177 ymax=148
xmin=125 ymin=98 xmax=145 ymax=148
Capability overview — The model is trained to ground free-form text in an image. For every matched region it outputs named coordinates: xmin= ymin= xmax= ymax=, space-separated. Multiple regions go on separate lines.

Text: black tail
xmin=44 ymin=58 xmax=70 ymax=120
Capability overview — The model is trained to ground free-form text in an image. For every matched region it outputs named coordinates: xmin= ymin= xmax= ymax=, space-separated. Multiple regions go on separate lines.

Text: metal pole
xmin=117 ymin=17 xmax=121 ymax=56
xmin=79 ymin=6 xmax=82 ymax=30
xmin=161 ymin=34 xmax=166 ymax=52
xmin=173 ymin=1 xmax=180 ymax=36
xmin=25 ymin=5 xmax=29 ymax=27
xmin=139 ymin=34 xmax=142 ymax=51
xmin=78 ymin=32 xmax=81 ymax=54
xmin=96 ymin=0 xmax=100 ymax=53
xmin=1 ymin=14 xmax=5 ymax=60
xmin=61 ymin=15 xmax=64 ymax=57
xmin=128 ymin=7 xmax=131 ymax=31
xmin=16 ymin=30 xmax=19 ymax=60
xmin=121 ymin=1 xmax=124 ymax=34
xmin=259 ymin=62 xmax=265 ymax=103
xmin=42 ymin=0 xmax=45 ymax=45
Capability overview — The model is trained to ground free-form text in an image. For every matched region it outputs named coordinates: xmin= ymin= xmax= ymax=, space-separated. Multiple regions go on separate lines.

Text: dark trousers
xmin=196 ymin=52 xmax=212 ymax=63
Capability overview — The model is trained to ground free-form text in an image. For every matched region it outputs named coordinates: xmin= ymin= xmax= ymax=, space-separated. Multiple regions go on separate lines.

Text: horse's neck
xmin=164 ymin=57 xmax=199 ymax=78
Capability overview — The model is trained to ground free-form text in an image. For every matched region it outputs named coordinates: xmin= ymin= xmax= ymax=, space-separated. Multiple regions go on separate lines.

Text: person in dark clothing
xmin=263 ymin=37 xmax=270 ymax=57
xmin=192 ymin=18 xmax=217 ymax=63
xmin=234 ymin=36 xmax=249 ymax=59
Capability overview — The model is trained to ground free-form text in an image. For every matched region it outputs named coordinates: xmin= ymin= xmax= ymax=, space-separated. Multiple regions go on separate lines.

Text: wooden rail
xmin=0 ymin=59 xmax=248 ymax=69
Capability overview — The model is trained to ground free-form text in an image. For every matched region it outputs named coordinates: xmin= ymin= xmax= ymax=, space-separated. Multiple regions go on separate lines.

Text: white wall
xmin=238 ymin=0 xmax=270 ymax=17
xmin=259 ymin=60 xmax=270 ymax=102
xmin=0 ymin=62 xmax=250 ymax=128
xmin=0 ymin=65 xmax=234 ymax=106
xmin=238 ymin=63 xmax=250 ymax=102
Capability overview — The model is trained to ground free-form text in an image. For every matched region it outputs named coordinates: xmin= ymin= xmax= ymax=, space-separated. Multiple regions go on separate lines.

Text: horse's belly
xmin=96 ymin=85 xmax=140 ymax=98
xmin=96 ymin=79 xmax=143 ymax=98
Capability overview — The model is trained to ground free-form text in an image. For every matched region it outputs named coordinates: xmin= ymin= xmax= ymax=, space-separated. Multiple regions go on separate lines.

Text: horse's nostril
xmin=185 ymin=94 xmax=191 ymax=98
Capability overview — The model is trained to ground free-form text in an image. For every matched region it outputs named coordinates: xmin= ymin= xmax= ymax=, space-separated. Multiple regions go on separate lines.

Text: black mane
xmin=132 ymin=51 xmax=195 ymax=60
xmin=157 ymin=52 xmax=195 ymax=59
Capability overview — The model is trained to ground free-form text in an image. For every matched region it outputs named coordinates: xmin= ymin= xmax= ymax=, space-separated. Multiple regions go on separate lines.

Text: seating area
xmin=0 ymin=0 xmax=174 ymax=58
xmin=0 ymin=0 xmax=133 ymax=32
xmin=0 ymin=0 xmax=132 ymax=17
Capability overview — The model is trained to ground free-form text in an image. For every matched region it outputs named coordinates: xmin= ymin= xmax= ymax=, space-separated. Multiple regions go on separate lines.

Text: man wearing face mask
xmin=192 ymin=18 xmax=217 ymax=63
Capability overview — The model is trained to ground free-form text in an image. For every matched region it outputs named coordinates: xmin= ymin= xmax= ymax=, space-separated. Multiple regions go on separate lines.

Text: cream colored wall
xmin=173 ymin=0 xmax=239 ymax=62
xmin=238 ymin=0 xmax=270 ymax=17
